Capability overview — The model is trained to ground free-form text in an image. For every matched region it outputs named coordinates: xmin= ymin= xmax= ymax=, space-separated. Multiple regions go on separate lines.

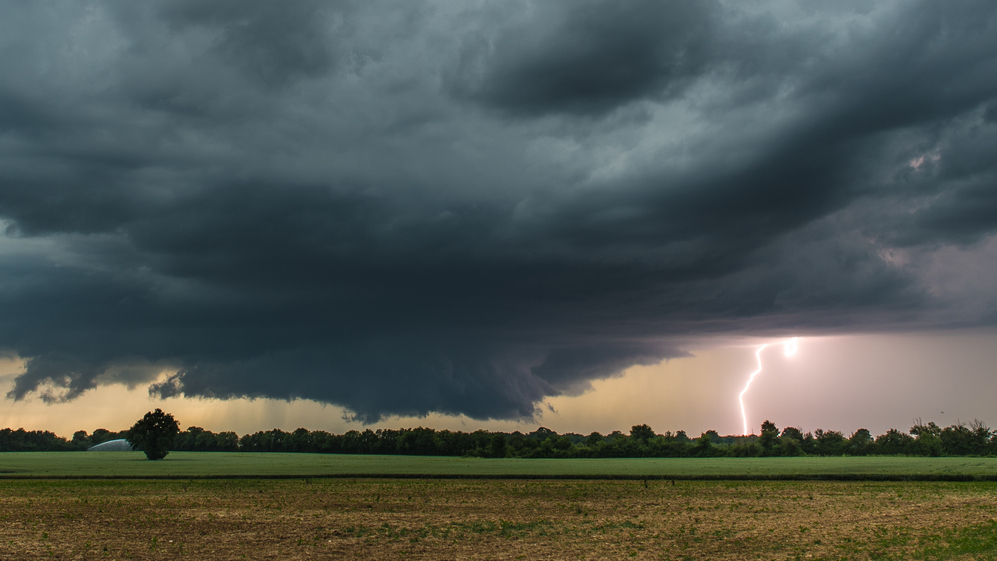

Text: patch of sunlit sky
xmin=3 ymin=329 xmax=997 ymax=439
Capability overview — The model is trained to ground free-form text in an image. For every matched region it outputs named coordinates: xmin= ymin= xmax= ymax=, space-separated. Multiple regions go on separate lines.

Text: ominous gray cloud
xmin=1 ymin=0 xmax=996 ymax=421
xmin=448 ymin=0 xmax=719 ymax=116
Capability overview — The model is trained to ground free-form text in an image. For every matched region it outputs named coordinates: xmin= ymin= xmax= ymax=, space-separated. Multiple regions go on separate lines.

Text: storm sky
xmin=1 ymin=1 xmax=996 ymax=432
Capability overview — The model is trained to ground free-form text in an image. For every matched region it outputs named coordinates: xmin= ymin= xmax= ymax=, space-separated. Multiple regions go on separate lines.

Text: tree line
xmin=2 ymin=418 xmax=995 ymax=457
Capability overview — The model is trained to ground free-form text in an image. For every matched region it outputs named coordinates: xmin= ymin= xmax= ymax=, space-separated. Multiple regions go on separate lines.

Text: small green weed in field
xmin=918 ymin=519 xmax=997 ymax=559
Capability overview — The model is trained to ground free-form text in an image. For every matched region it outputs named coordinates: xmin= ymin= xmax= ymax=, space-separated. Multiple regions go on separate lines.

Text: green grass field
xmin=3 ymin=452 xmax=997 ymax=479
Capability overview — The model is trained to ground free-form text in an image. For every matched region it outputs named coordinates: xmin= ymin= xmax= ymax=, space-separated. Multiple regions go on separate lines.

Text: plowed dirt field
xmin=1 ymin=479 xmax=995 ymax=560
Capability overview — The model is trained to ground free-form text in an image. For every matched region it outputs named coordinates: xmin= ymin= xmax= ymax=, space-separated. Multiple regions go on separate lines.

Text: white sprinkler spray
xmin=738 ymin=337 xmax=798 ymax=435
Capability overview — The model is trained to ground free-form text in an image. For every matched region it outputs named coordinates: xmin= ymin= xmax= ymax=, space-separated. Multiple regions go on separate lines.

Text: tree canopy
xmin=126 ymin=409 xmax=180 ymax=460
xmin=5 ymin=417 xmax=997 ymax=459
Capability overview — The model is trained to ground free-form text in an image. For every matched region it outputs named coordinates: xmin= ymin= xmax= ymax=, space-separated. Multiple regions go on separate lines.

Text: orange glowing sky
xmin=4 ymin=330 xmax=996 ymax=439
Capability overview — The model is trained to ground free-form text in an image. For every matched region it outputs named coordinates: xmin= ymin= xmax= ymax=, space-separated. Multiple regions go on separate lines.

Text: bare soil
xmin=0 ymin=479 xmax=995 ymax=560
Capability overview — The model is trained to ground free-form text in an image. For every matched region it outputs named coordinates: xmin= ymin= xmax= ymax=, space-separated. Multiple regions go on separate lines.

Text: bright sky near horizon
xmin=5 ymin=330 xmax=996 ymax=439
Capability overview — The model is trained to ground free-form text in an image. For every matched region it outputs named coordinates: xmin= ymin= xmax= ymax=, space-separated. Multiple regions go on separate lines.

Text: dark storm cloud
xmin=1 ymin=0 xmax=996 ymax=421
xmin=449 ymin=0 xmax=719 ymax=116
xmin=156 ymin=0 xmax=344 ymax=87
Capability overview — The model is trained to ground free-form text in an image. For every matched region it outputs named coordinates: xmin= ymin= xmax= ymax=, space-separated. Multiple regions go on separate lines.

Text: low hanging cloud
xmin=1 ymin=0 xmax=996 ymax=422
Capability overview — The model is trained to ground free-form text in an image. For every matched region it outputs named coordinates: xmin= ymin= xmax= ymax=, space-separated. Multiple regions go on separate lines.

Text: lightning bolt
xmin=738 ymin=338 xmax=798 ymax=435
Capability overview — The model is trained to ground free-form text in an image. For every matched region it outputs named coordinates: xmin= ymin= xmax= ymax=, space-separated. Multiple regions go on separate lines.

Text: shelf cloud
xmin=1 ymin=0 xmax=996 ymax=421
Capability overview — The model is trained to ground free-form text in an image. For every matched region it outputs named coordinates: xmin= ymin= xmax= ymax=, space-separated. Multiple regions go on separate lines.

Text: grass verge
xmin=2 ymin=452 xmax=997 ymax=480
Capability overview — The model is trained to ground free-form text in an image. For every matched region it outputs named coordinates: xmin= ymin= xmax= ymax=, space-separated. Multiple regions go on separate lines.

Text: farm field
xmin=0 ymin=478 xmax=995 ymax=560
xmin=3 ymin=452 xmax=997 ymax=479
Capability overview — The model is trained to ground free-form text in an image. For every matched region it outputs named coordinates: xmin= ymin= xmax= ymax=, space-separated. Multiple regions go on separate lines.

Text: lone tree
xmin=126 ymin=409 xmax=180 ymax=460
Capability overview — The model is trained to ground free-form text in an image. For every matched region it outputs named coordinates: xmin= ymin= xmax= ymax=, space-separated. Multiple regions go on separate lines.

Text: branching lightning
xmin=738 ymin=338 xmax=798 ymax=435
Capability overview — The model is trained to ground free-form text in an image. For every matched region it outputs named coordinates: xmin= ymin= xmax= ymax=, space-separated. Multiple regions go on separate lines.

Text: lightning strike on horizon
xmin=739 ymin=338 xmax=798 ymax=435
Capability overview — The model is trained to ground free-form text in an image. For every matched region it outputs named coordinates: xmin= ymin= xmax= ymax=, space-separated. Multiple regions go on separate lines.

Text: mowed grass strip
xmin=2 ymin=452 xmax=997 ymax=479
